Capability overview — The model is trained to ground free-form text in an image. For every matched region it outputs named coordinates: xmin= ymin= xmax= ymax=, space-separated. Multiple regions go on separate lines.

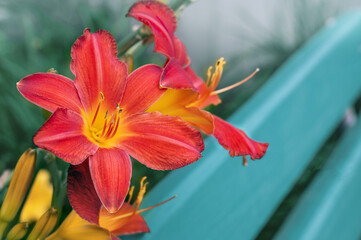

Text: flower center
xmin=84 ymin=92 xmax=122 ymax=147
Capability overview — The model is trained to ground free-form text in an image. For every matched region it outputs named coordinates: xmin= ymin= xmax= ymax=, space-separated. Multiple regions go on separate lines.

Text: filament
xmin=211 ymin=68 xmax=259 ymax=95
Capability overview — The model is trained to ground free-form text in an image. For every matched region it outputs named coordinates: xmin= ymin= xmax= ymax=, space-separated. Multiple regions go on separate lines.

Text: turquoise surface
xmin=276 ymin=112 xmax=361 ymax=240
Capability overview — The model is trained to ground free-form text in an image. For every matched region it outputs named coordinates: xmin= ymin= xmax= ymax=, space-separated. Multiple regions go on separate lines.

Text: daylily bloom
xmin=20 ymin=169 xmax=53 ymax=222
xmin=127 ymin=1 xmax=268 ymax=165
xmin=17 ymin=29 xmax=204 ymax=213
xmin=67 ymin=160 xmax=174 ymax=240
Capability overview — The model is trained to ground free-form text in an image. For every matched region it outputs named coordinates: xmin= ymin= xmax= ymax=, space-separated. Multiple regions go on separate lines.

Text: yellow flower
xmin=46 ymin=211 xmax=110 ymax=240
xmin=20 ymin=170 xmax=53 ymax=222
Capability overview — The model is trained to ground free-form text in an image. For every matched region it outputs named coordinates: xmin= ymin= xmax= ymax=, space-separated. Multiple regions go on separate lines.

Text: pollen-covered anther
xmin=206 ymin=57 xmax=226 ymax=91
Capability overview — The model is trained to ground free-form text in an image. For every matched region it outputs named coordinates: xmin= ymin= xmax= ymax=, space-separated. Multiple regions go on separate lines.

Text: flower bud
xmin=0 ymin=149 xmax=36 ymax=237
xmin=27 ymin=208 xmax=58 ymax=240
xmin=6 ymin=223 xmax=29 ymax=240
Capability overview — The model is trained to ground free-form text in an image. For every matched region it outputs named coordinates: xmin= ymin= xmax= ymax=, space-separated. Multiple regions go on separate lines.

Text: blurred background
xmin=0 ymin=0 xmax=360 ymax=238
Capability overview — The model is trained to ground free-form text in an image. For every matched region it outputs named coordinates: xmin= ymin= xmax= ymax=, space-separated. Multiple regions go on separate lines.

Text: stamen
xmin=108 ymin=195 xmax=177 ymax=220
xmin=91 ymin=92 xmax=105 ymax=126
xmin=127 ymin=186 xmax=135 ymax=203
xmin=137 ymin=195 xmax=177 ymax=214
xmin=132 ymin=176 xmax=148 ymax=209
xmin=108 ymin=113 xmax=121 ymax=139
xmin=104 ymin=178 xmax=175 ymax=221
xmin=206 ymin=58 xmax=226 ymax=91
xmin=104 ymin=120 xmax=115 ymax=138
xmin=211 ymin=68 xmax=259 ymax=95
xmin=205 ymin=66 xmax=213 ymax=86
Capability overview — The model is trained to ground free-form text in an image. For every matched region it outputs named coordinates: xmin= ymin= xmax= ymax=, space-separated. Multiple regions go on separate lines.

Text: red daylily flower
xmin=67 ymin=161 xmax=174 ymax=240
xmin=17 ymin=28 xmax=204 ymax=213
xmin=127 ymin=1 xmax=268 ymax=165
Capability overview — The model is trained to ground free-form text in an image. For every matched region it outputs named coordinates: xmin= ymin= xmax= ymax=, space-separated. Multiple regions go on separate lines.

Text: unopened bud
xmin=27 ymin=208 xmax=58 ymax=240
xmin=0 ymin=149 xmax=36 ymax=237
xmin=6 ymin=222 xmax=29 ymax=240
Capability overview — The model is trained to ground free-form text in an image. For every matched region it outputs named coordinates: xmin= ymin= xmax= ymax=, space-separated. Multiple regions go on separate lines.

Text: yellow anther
xmin=100 ymin=92 xmax=104 ymax=101
xmin=216 ymin=57 xmax=226 ymax=67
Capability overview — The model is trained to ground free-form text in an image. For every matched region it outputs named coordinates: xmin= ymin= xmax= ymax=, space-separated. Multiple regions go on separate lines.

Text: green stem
xmin=43 ymin=151 xmax=62 ymax=210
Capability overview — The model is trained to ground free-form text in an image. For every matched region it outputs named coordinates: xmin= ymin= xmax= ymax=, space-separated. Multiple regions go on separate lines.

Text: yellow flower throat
xmin=84 ymin=92 xmax=123 ymax=148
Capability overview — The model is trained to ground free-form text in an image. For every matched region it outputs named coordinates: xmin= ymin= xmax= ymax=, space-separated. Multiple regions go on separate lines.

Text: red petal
xmin=127 ymin=1 xmax=177 ymax=58
xmin=67 ymin=159 xmax=102 ymax=224
xmin=119 ymin=112 xmax=204 ymax=170
xmin=34 ymin=108 xmax=98 ymax=164
xmin=113 ymin=213 xmax=150 ymax=236
xmin=89 ymin=148 xmax=132 ymax=213
xmin=213 ymin=115 xmax=269 ymax=159
xmin=17 ymin=73 xmax=82 ymax=113
xmin=174 ymin=36 xmax=189 ymax=67
xmin=120 ymin=64 xmax=165 ymax=115
xmin=160 ymin=58 xmax=196 ymax=91
xmin=184 ymin=66 xmax=206 ymax=93
xmin=197 ymin=94 xmax=222 ymax=109
xmin=177 ymin=107 xmax=214 ymax=135
xmin=71 ymin=29 xmax=127 ymax=114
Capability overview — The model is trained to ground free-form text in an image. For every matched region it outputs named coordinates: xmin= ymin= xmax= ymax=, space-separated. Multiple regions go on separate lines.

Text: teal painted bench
xmin=125 ymin=10 xmax=361 ymax=240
